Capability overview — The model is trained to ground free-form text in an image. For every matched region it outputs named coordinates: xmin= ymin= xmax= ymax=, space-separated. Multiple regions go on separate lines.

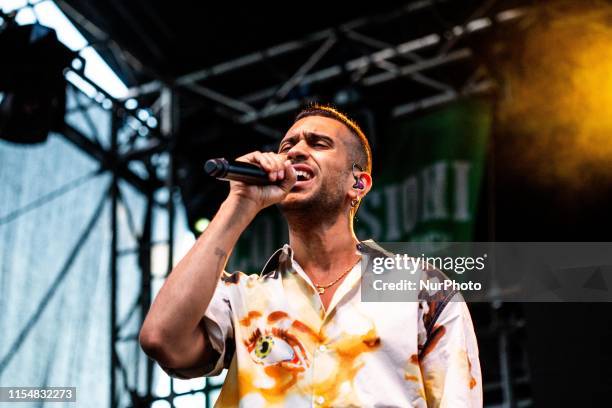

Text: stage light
xmin=127 ymin=116 xmax=141 ymax=131
xmin=124 ymin=98 xmax=138 ymax=110
xmin=0 ymin=21 xmax=74 ymax=144
xmin=3 ymin=1 xmax=129 ymax=99
xmin=466 ymin=17 xmax=491 ymax=32
xmin=70 ymin=58 xmax=83 ymax=71
xmin=137 ymin=109 xmax=150 ymax=121
xmin=146 ymin=116 xmax=158 ymax=128
xmin=494 ymin=2 xmax=612 ymax=189
xmin=194 ymin=218 xmax=210 ymax=234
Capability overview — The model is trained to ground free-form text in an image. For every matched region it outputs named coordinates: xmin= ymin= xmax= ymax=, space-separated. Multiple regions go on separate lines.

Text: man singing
xmin=140 ymin=104 xmax=482 ymax=407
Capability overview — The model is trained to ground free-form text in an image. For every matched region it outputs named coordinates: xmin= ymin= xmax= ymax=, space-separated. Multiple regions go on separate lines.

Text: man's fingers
xmin=236 ymin=151 xmax=282 ymax=182
xmin=280 ymin=160 xmax=297 ymax=191
xmin=267 ymin=152 xmax=286 ymax=180
xmin=256 ymin=152 xmax=276 ymax=181
xmin=262 ymin=152 xmax=282 ymax=181
xmin=229 ymin=154 xmax=295 ymax=209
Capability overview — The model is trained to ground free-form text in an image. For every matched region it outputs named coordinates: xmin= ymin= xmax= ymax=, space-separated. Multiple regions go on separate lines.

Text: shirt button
xmin=315 ymin=395 xmax=325 ymax=405
xmin=318 ymin=344 xmax=327 ymax=352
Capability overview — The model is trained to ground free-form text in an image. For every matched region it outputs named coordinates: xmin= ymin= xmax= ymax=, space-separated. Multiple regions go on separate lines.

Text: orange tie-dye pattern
xmin=201 ymin=243 xmax=481 ymax=407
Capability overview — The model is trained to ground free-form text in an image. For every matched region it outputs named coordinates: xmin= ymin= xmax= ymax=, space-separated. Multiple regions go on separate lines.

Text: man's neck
xmin=286 ymin=212 xmax=359 ymax=274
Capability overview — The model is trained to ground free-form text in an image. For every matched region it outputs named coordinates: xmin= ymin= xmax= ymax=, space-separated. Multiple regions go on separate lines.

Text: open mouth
xmin=291 ymin=165 xmax=315 ymax=188
xmin=295 ymin=170 xmax=313 ymax=182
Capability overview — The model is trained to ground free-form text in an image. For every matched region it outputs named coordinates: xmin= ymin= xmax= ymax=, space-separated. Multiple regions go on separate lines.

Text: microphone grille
xmin=204 ymin=159 xmax=224 ymax=176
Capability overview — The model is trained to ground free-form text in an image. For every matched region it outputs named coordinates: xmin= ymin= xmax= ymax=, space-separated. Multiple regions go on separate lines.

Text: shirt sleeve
xmin=162 ymin=273 xmax=236 ymax=379
xmin=199 ymin=273 xmax=236 ymax=376
xmin=418 ymin=293 xmax=483 ymax=407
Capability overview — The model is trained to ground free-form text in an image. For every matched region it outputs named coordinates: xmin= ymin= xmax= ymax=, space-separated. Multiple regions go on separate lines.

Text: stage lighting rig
xmin=0 ymin=14 xmax=75 ymax=144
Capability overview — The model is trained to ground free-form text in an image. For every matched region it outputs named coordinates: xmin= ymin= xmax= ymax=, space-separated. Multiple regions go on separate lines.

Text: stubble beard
xmin=277 ymin=175 xmax=346 ymax=228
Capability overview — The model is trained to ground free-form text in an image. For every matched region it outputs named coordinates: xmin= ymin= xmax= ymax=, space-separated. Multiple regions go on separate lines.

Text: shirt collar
xmin=260 ymin=244 xmax=294 ymax=279
xmin=259 ymin=239 xmax=388 ymax=279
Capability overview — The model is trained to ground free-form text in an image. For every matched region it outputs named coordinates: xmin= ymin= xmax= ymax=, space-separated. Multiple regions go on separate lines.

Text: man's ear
xmin=359 ymin=172 xmax=373 ymax=195
xmin=349 ymin=171 xmax=373 ymax=200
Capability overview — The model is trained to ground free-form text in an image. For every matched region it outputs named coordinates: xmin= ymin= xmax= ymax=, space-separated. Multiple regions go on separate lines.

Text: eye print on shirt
xmin=245 ymin=327 xmax=310 ymax=371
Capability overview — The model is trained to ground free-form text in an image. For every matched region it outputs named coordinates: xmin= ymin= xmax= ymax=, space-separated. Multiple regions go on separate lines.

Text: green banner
xmin=355 ymin=98 xmax=491 ymax=242
xmin=228 ymin=99 xmax=492 ymax=273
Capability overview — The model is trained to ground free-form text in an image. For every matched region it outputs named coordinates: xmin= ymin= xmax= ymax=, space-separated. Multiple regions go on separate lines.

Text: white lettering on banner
xmin=453 ymin=161 xmax=471 ymax=221
xmin=421 ymin=161 xmax=448 ymax=221
xmin=401 ymin=176 xmax=418 ymax=234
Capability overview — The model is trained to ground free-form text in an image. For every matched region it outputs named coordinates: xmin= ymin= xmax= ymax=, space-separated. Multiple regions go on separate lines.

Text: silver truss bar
xmin=239 ymin=99 xmax=303 ymax=124
xmin=177 ymin=29 xmax=335 ymax=88
xmin=241 ymin=65 xmax=344 ymax=105
xmin=57 ymin=0 xmax=108 ymax=41
xmin=124 ymin=0 xmax=442 ymax=99
xmin=252 ymin=123 xmax=284 ymax=139
xmin=496 ymin=8 xmax=526 ymax=22
xmin=394 ymin=91 xmax=459 ymax=117
xmin=345 ymin=29 xmax=421 ymax=62
xmin=391 ymin=79 xmax=494 ymax=117
xmin=210 ymin=105 xmax=284 ymax=139
xmin=185 ymin=83 xmax=256 ymax=114
xmin=345 ymin=33 xmax=441 ymax=71
xmin=344 ymin=29 xmax=454 ymax=92
xmin=238 ymin=33 xmax=441 ymax=109
xmin=57 ymin=0 xmax=147 ymax=80
xmin=362 ymin=48 xmax=472 ymax=86
xmin=237 ymin=6 xmax=525 ymax=110
xmin=261 ymin=34 xmax=337 ymax=114
xmin=238 ymin=40 xmax=457 ymax=124
xmin=160 ymin=87 xmax=173 ymax=137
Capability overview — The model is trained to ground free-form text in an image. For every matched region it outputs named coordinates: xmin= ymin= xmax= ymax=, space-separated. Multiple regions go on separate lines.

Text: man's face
xmin=277 ymin=116 xmax=355 ymax=215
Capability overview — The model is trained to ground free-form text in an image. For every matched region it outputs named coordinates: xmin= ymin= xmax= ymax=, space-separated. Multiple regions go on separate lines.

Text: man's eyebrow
xmin=304 ymin=131 xmax=334 ymax=144
xmin=278 ymin=131 xmax=335 ymax=149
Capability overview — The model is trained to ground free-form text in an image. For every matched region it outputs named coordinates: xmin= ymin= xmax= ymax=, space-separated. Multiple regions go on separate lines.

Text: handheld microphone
xmin=204 ymin=158 xmax=271 ymax=185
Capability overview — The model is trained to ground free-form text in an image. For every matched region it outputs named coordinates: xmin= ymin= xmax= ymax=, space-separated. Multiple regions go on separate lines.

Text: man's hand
xmin=228 ymin=151 xmax=297 ymax=210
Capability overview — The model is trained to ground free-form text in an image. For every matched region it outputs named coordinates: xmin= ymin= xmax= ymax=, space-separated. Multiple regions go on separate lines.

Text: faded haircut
xmin=294 ymin=103 xmax=372 ymax=174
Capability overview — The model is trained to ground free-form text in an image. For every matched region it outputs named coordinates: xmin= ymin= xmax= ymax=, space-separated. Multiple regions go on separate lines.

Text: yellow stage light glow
xmin=496 ymin=1 xmax=612 ymax=189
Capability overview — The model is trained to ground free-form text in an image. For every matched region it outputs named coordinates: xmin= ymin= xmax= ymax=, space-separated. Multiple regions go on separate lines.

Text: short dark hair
xmin=294 ymin=103 xmax=372 ymax=174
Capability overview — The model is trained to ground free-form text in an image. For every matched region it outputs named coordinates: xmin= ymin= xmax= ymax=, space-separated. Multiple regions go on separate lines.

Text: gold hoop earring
xmin=351 ymin=198 xmax=359 ymax=208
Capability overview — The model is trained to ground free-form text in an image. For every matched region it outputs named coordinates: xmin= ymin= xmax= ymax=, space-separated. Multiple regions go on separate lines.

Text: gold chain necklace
xmin=314 ymin=257 xmax=362 ymax=294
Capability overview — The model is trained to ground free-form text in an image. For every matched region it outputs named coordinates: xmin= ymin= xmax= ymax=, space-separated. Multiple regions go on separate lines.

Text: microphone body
xmin=204 ymin=158 xmax=271 ymax=185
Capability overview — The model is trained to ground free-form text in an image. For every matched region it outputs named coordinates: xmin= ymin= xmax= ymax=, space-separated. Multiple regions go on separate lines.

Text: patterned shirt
xmin=179 ymin=240 xmax=482 ymax=407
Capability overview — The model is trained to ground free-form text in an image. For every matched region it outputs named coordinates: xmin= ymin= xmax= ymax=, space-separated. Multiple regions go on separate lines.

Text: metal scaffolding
xmin=41 ymin=1 xmax=534 ymax=406
xmin=120 ymin=3 xmax=525 ymax=132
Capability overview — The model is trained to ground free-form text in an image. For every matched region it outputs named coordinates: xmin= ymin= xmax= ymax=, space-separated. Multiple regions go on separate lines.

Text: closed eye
xmin=308 ymin=134 xmax=333 ymax=148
